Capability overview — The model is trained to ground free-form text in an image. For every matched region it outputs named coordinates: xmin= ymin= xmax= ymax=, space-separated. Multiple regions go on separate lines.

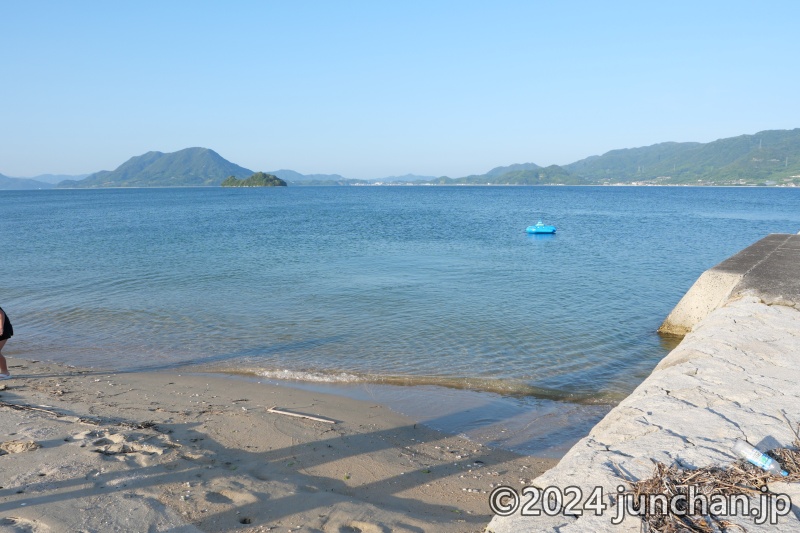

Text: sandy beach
xmin=0 ymin=358 xmax=556 ymax=532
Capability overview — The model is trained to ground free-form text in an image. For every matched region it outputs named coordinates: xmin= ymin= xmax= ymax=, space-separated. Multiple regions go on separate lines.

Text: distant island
xmin=2 ymin=128 xmax=800 ymax=190
xmin=221 ymin=172 xmax=286 ymax=187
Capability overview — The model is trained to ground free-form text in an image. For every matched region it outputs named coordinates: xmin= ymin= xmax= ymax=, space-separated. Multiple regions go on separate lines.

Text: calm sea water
xmin=3 ymin=186 xmax=799 ymax=453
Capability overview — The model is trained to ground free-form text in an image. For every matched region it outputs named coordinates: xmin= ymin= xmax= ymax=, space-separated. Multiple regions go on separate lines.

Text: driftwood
xmin=623 ymin=438 xmax=800 ymax=533
xmin=0 ymin=400 xmax=62 ymax=417
xmin=0 ymin=399 xmax=99 ymax=426
xmin=267 ymin=406 xmax=336 ymax=424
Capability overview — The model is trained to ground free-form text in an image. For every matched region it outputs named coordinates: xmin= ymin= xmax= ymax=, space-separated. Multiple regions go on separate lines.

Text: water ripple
xmin=4 ymin=186 xmax=799 ymax=402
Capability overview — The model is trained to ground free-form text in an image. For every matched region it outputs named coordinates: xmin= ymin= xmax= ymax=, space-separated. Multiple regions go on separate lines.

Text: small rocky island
xmin=221 ymin=172 xmax=287 ymax=187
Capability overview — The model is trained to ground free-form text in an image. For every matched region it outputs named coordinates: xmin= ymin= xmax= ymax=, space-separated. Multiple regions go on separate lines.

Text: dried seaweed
xmin=622 ymin=438 xmax=800 ymax=532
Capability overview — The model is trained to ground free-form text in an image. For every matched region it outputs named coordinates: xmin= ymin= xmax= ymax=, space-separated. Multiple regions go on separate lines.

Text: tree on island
xmin=221 ymin=172 xmax=287 ymax=187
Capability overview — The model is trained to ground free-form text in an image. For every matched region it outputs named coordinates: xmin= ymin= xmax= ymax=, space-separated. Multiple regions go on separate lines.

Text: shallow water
xmin=4 ymin=186 xmax=799 ymax=453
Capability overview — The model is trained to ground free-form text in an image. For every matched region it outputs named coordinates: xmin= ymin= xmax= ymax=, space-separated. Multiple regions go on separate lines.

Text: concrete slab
xmin=659 ymin=234 xmax=800 ymax=336
xmin=488 ymin=234 xmax=800 ymax=532
xmin=487 ymin=298 xmax=800 ymax=533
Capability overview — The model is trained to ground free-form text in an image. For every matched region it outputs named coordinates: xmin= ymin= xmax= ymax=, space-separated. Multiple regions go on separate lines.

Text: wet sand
xmin=0 ymin=358 xmax=557 ymax=532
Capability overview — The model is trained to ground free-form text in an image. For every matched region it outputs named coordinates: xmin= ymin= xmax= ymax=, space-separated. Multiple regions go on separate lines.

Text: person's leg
xmin=0 ymin=339 xmax=8 ymax=375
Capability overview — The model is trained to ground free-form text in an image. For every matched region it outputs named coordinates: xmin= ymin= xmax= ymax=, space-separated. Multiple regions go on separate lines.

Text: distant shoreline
xmin=6 ymin=182 xmax=800 ymax=191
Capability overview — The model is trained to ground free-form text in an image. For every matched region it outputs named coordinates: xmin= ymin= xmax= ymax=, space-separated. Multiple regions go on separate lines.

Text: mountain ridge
xmin=0 ymin=173 xmax=53 ymax=190
xmin=3 ymin=128 xmax=800 ymax=190
xmin=269 ymin=169 xmax=346 ymax=183
xmin=56 ymin=148 xmax=253 ymax=188
xmin=562 ymin=129 xmax=800 ymax=185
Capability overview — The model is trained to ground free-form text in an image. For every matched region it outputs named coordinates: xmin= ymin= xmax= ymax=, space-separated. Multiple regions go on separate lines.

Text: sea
xmin=4 ymin=185 xmax=800 ymax=456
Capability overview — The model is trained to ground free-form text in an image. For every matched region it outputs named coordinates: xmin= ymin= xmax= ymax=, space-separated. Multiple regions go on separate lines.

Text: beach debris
xmin=0 ymin=440 xmax=41 ymax=455
xmin=732 ymin=439 xmax=788 ymax=476
xmin=266 ymin=406 xmax=336 ymax=424
xmin=621 ymin=438 xmax=800 ymax=532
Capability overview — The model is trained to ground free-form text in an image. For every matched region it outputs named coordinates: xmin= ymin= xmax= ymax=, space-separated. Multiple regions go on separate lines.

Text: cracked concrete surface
xmin=488 ymin=235 xmax=800 ymax=532
xmin=487 ymin=297 xmax=800 ymax=532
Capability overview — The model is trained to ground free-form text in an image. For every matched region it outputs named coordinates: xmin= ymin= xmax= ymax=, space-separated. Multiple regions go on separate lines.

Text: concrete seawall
xmin=658 ymin=234 xmax=800 ymax=336
xmin=487 ymin=234 xmax=800 ymax=533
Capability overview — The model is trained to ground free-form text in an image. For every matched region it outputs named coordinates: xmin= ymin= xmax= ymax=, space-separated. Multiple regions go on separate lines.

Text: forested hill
xmin=437 ymin=164 xmax=587 ymax=185
xmin=221 ymin=172 xmax=287 ymax=187
xmin=57 ymin=148 xmax=253 ymax=188
xmin=444 ymin=129 xmax=800 ymax=186
xmin=563 ymin=129 xmax=800 ymax=185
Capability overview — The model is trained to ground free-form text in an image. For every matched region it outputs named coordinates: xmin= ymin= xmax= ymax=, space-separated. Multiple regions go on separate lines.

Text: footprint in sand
xmin=333 ymin=523 xmax=389 ymax=533
xmin=77 ymin=429 xmax=178 ymax=467
xmin=203 ymin=491 xmax=234 ymax=504
xmin=0 ymin=441 xmax=40 ymax=455
xmin=0 ymin=516 xmax=51 ymax=532
xmin=89 ymin=431 xmax=174 ymax=456
xmin=248 ymin=464 xmax=271 ymax=481
xmin=202 ymin=480 xmax=260 ymax=506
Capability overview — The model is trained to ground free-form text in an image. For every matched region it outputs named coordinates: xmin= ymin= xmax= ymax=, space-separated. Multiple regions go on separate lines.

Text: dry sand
xmin=0 ymin=358 xmax=557 ymax=532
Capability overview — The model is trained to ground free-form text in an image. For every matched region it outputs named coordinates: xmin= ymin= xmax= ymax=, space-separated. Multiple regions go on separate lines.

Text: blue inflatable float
xmin=526 ymin=220 xmax=556 ymax=234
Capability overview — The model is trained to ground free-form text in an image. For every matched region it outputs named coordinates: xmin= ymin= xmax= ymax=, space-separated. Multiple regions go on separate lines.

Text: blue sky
xmin=2 ymin=1 xmax=798 ymax=179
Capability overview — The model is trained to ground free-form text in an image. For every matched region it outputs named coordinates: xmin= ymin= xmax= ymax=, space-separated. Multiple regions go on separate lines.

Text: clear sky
xmin=2 ymin=1 xmax=798 ymax=180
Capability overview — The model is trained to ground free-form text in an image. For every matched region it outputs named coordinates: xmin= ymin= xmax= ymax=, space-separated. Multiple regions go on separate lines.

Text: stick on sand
xmin=267 ymin=406 xmax=336 ymax=424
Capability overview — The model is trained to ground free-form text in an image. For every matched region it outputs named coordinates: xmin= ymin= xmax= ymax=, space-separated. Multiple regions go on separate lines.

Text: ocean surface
xmin=4 ymin=186 xmax=800 ymax=455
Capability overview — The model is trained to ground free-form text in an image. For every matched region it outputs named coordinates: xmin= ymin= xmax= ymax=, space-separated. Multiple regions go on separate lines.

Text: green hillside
xmin=484 ymin=162 xmax=541 ymax=178
xmin=565 ymin=129 xmax=800 ymax=185
xmin=221 ymin=172 xmax=287 ymax=187
xmin=436 ymin=165 xmax=583 ymax=185
xmin=475 ymin=165 xmax=586 ymax=185
xmin=57 ymin=148 xmax=253 ymax=188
